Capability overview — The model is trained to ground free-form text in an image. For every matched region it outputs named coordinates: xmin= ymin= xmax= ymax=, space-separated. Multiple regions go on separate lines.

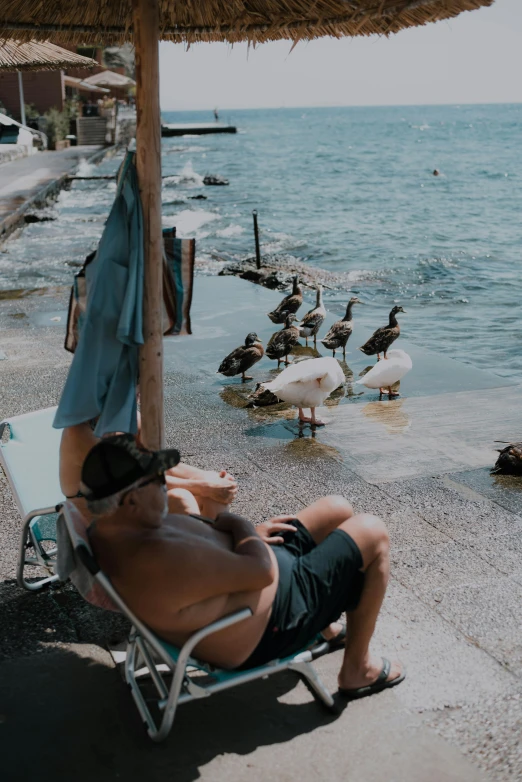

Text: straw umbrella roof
xmin=0 ymin=38 xmax=96 ymax=70
xmin=0 ymin=1 xmax=494 ymax=45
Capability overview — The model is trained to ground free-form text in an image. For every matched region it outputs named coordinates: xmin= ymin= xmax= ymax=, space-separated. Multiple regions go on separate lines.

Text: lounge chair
xmin=61 ymin=500 xmax=336 ymax=743
xmin=0 ymin=407 xmax=63 ymax=590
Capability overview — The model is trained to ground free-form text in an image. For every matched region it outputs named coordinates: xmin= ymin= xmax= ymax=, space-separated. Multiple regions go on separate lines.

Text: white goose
xmin=260 ymin=356 xmax=344 ymax=426
xmin=355 ymin=349 xmax=412 ymax=397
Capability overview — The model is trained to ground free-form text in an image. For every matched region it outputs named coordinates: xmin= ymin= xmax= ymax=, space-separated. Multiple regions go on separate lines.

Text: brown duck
xmin=218 ymin=332 xmax=264 ymax=381
xmin=298 ymin=284 xmax=326 ymax=346
xmin=267 ymin=275 xmax=303 ymax=324
xmin=492 ymin=443 xmax=522 ymax=476
xmin=266 ymin=314 xmax=300 ymax=367
xmin=359 ymin=305 xmax=406 ymax=361
xmin=321 ymin=297 xmax=361 ymax=358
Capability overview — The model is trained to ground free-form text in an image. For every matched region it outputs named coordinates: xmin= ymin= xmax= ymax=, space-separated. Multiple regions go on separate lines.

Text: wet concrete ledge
xmin=0 ymin=145 xmax=118 ymax=245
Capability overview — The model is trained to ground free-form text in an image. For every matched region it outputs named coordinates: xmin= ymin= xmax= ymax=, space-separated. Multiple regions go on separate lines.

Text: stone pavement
xmin=0 ymin=146 xmax=103 ymax=241
xmin=0 ymin=277 xmax=521 ymax=781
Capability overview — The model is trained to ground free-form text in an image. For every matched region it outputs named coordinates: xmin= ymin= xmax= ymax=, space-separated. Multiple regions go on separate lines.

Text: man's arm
xmin=141 ymin=513 xmax=276 ymax=610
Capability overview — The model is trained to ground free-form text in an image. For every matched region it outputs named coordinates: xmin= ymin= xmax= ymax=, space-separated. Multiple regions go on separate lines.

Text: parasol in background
xmin=0 ymin=0 xmax=494 ymax=449
xmin=83 ymin=70 xmax=135 ymax=88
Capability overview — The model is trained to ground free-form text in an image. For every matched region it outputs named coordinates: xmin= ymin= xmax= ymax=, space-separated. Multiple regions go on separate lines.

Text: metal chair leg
xmin=17 ymin=514 xmax=59 ymax=591
xmin=289 ymin=660 xmax=337 ymax=712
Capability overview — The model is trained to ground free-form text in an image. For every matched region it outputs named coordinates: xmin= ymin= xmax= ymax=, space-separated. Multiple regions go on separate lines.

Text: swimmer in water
xmin=433 ymin=169 xmax=440 ymax=176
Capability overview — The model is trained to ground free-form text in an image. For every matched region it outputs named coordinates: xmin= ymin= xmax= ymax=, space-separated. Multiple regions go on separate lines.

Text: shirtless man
xmin=82 ymin=435 xmax=404 ymax=697
xmin=60 ymin=420 xmax=237 ymax=517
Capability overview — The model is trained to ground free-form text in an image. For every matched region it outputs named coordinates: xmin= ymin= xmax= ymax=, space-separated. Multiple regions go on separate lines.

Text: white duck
xmin=260 ymin=356 xmax=344 ymax=426
xmin=355 ymin=349 xmax=412 ymax=397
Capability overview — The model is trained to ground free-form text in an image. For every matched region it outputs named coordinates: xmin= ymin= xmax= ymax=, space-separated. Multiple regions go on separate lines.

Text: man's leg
xmin=297 ymin=495 xmax=355 ymax=543
xmin=336 ymin=513 xmax=402 ymax=689
xmin=197 ymin=497 xmax=229 ymax=521
xmin=167 ymin=488 xmax=201 ymax=516
xmin=297 ymin=496 xmax=355 ymax=641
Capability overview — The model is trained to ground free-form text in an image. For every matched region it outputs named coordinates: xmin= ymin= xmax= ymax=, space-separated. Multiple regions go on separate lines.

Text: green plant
xmin=63 ymin=98 xmax=80 ymax=121
xmin=43 ymin=107 xmax=70 ymax=149
xmin=24 ymin=103 xmax=40 ymax=120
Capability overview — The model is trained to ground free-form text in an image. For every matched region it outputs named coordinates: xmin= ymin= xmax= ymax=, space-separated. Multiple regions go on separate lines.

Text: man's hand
xmin=256 ymin=516 xmax=297 ymax=545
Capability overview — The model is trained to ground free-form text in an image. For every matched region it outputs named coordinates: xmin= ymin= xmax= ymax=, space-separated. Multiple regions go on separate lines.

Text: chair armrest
xmin=177 ymin=608 xmax=253 ymax=669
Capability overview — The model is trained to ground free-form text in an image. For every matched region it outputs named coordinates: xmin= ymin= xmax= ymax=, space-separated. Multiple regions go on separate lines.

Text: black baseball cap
xmin=80 ymin=434 xmax=181 ymax=501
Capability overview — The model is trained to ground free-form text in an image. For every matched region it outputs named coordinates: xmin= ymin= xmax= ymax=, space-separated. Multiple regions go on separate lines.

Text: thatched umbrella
xmin=0 ymin=39 xmax=96 ymax=125
xmin=0 ymin=0 xmax=494 ymax=449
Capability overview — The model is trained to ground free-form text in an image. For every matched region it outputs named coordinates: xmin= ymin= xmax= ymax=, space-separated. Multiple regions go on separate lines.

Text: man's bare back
xmin=90 ymin=510 xmax=279 ymax=668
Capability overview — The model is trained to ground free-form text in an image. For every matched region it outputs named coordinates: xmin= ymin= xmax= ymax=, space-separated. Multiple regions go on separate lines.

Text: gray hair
xmin=84 ymin=481 xmax=141 ymax=517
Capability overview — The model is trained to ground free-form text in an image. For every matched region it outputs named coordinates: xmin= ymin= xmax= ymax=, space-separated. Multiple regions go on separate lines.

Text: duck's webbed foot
xmin=310 ymin=408 xmax=327 ymax=426
xmin=241 ymin=373 xmax=253 ymax=381
xmin=298 ymin=408 xmax=312 ymax=423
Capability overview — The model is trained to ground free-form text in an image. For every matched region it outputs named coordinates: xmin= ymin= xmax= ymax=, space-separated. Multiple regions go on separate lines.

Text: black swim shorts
xmin=241 ymin=519 xmax=364 ymax=669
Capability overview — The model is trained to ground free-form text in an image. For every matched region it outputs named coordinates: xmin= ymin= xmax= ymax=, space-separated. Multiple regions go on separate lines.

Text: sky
xmin=159 ymin=0 xmax=521 ymax=111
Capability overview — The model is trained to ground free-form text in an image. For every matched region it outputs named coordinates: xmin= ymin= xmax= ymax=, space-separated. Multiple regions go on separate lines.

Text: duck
xmin=298 ymin=284 xmax=326 ymax=346
xmin=266 ymin=314 xmax=301 ymax=367
xmin=247 ymin=383 xmax=280 ymax=407
xmin=218 ymin=333 xmax=264 ymax=381
xmin=321 ymin=297 xmax=361 ymax=358
xmin=491 ymin=443 xmax=522 ymax=476
xmin=259 ymin=356 xmax=344 ymax=426
xmin=267 ymin=275 xmax=303 ymax=324
xmin=355 ymin=349 xmax=412 ymax=397
xmin=359 ymin=305 xmax=406 ymax=361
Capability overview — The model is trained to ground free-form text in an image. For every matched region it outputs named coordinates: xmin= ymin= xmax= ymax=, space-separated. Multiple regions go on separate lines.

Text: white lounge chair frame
xmin=61 ymin=500 xmax=336 ymax=743
xmin=0 ymin=407 xmax=63 ymax=590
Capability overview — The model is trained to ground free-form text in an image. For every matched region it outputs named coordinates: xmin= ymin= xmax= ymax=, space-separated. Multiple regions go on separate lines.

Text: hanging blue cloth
xmin=53 ymin=151 xmax=144 ymax=436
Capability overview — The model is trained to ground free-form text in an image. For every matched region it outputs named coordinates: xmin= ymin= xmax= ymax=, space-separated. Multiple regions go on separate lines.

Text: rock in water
xmin=203 ymin=175 xmax=229 ymax=186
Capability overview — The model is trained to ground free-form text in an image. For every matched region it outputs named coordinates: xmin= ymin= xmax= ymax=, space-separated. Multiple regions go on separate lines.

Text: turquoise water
xmin=1 ymin=104 xmax=521 ymax=379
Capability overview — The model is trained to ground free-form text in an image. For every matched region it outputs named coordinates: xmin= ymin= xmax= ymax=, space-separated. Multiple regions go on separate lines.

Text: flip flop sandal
xmin=338 ymin=657 xmax=406 ymax=700
xmin=325 ymin=623 xmax=347 ymax=652
xmin=310 ymin=622 xmax=347 ymax=660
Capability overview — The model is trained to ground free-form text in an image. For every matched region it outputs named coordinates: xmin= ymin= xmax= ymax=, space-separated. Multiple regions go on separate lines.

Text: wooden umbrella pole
xmin=133 ymin=0 xmax=164 ymax=449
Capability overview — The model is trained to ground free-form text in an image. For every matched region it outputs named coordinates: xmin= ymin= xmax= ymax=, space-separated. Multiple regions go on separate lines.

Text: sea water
xmin=1 ymin=104 xmax=521 ymax=380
